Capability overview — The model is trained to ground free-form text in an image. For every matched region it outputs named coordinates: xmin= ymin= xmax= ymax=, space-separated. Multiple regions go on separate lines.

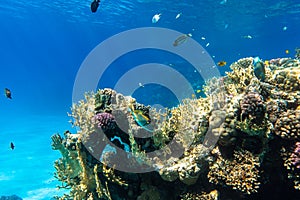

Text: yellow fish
xmin=285 ymin=49 xmax=289 ymax=54
xmin=128 ymin=104 xmax=152 ymax=132
xmin=173 ymin=33 xmax=192 ymax=47
xmin=217 ymin=61 xmax=227 ymax=67
xmin=131 ymin=109 xmax=151 ymax=126
xmin=264 ymin=60 xmax=269 ymax=66
xmin=196 ymin=89 xmax=201 ymax=93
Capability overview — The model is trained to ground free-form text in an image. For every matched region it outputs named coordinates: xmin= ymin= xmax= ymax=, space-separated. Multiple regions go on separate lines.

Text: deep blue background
xmin=0 ymin=0 xmax=299 ymax=199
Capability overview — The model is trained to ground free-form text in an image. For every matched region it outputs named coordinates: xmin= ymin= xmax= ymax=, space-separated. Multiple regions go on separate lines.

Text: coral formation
xmin=180 ymin=189 xmax=219 ymax=200
xmin=208 ymin=148 xmax=260 ymax=194
xmin=52 ymin=55 xmax=300 ymax=199
xmin=282 ymin=142 xmax=300 ymax=190
xmin=274 ymin=110 xmax=300 ymax=140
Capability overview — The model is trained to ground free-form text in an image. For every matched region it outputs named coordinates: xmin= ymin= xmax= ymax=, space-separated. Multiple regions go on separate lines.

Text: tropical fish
xmin=131 ymin=109 xmax=151 ymax=126
xmin=196 ymin=89 xmax=201 ymax=93
xmin=217 ymin=61 xmax=227 ymax=67
xmin=264 ymin=60 xmax=269 ymax=66
xmin=152 ymin=13 xmax=161 ymax=23
xmin=175 ymin=13 xmax=182 ymax=19
xmin=253 ymin=57 xmax=265 ymax=81
xmin=285 ymin=49 xmax=290 ymax=54
xmin=138 ymin=82 xmax=144 ymax=87
xmin=128 ymin=106 xmax=153 ymax=132
xmin=10 ymin=142 xmax=15 ymax=150
xmin=4 ymin=88 xmax=12 ymax=99
xmin=91 ymin=0 xmax=100 ymax=13
xmin=173 ymin=33 xmax=192 ymax=47
xmin=242 ymin=35 xmax=253 ymax=39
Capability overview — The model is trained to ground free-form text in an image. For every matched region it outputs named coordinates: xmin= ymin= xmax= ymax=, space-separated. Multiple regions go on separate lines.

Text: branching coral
xmin=180 ymin=190 xmax=219 ymax=200
xmin=208 ymin=148 xmax=261 ymax=194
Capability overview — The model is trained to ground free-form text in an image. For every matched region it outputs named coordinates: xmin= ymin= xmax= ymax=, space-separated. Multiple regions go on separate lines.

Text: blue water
xmin=0 ymin=0 xmax=299 ymax=199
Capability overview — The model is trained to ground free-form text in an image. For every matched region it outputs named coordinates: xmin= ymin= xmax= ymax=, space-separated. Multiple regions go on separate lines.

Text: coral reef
xmin=282 ymin=142 xmax=300 ymax=190
xmin=274 ymin=110 xmax=300 ymax=140
xmin=52 ymin=56 xmax=300 ymax=199
xmin=208 ymin=148 xmax=260 ymax=194
xmin=180 ymin=189 xmax=219 ymax=200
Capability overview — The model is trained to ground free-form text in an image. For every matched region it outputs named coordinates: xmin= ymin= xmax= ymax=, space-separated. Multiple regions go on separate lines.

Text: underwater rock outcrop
xmin=52 ymin=56 xmax=300 ymax=199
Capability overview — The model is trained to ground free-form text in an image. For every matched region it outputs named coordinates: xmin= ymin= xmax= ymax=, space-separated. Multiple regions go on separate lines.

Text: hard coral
xmin=274 ymin=110 xmax=300 ymax=140
xmin=180 ymin=190 xmax=219 ymax=200
xmin=52 ymin=57 xmax=300 ymax=199
xmin=93 ymin=112 xmax=116 ymax=132
xmin=290 ymin=142 xmax=300 ymax=169
xmin=208 ymin=149 xmax=260 ymax=194
xmin=240 ymin=92 xmax=265 ymax=123
xmin=282 ymin=142 xmax=300 ymax=190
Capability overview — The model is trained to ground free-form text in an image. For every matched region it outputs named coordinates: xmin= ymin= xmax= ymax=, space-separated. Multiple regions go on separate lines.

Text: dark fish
xmin=253 ymin=57 xmax=265 ymax=81
xmin=91 ymin=0 xmax=100 ymax=13
xmin=10 ymin=142 xmax=15 ymax=150
xmin=173 ymin=33 xmax=192 ymax=47
xmin=4 ymin=88 xmax=12 ymax=99
xmin=217 ymin=61 xmax=227 ymax=67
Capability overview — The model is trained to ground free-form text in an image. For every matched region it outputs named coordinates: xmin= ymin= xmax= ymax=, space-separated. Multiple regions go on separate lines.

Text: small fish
xmin=5 ymin=88 xmax=12 ymax=99
xmin=191 ymin=94 xmax=196 ymax=98
xmin=90 ymin=0 xmax=100 ymax=13
xmin=242 ymin=35 xmax=253 ymax=39
xmin=220 ymin=0 xmax=227 ymax=5
xmin=201 ymin=37 xmax=206 ymax=40
xmin=152 ymin=13 xmax=161 ymax=23
xmin=217 ymin=61 xmax=227 ymax=67
xmin=196 ymin=89 xmax=201 ymax=93
xmin=10 ymin=142 xmax=15 ymax=150
xmin=253 ymin=56 xmax=265 ymax=81
xmin=175 ymin=13 xmax=182 ymax=19
xmin=132 ymin=110 xmax=151 ymax=126
xmin=285 ymin=49 xmax=290 ymax=54
xmin=138 ymin=82 xmax=144 ymax=87
xmin=283 ymin=26 xmax=287 ymax=31
xmin=173 ymin=33 xmax=192 ymax=47
xmin=264 ymin=60 xmax=269 ymax=66
xmin=206 ymin=42 xmax=210 ymax=47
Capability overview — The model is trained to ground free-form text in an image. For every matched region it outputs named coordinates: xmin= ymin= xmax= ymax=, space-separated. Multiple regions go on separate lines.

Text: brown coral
xmin=267 ymin=59 xmax=300 ymax=92
xmin=274 ymin=110 xmax=300 ymax=140
xmin=208 ymin=149 xmax=261 ymax=194
xmin=240 ymin=92 xmax=265 ymax=123
xmin=180 ymin=190 xmax=219 ymax=200
xmin=282 ymin=143 xmax=300 ymax=190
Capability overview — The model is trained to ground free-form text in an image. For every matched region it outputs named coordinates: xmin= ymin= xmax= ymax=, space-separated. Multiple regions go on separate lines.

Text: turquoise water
xmin=0 ymin=0 xmax=300 ymax=199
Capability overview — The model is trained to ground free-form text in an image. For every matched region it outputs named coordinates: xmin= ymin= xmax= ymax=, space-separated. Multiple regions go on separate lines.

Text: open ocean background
xmin=0 ymin=0 xmax=299 ymax=199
